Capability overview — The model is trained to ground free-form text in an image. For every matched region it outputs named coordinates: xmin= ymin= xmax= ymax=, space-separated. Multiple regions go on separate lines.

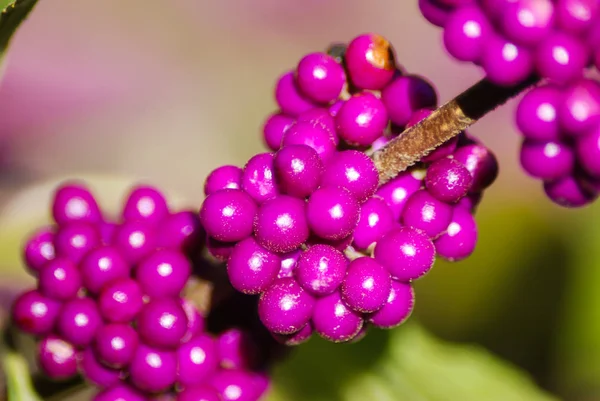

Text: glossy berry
xmin=368 ymin=280 xmax=415 ymax=329
xmin=79 ymin=347 xmax=122 ymax=387
xmin=52 ymin=183 xmax=102 ymax=226
xmin=434 ymin=206 xmax=478 ymax=261
xmin=382 ymin=74 xmax=438 ymax=127
xmin=443 ymin=6 xmax=491 ymax=62
xmin=341 ymin=257 xmax=391 ymax=313
xmin=536 ymin=32 xmax=589 ymax=84
xmin=129 ymin=345 xmax=177 ymax=393
xmin=274 ymin=144 xmax=324 ymax=199
xmin=544 ymin=175 xmax=597 ymax=207
xmin=157 ymin=211 xmax=203 ymax=252
xmin=281 ymin=121 xmax=337 ymax=163
xmin=57 ymin=297 xmax=102 ymax=347
xmin=137 ymin=298 xmax=187 ymax=349
xmin=481 ymin=36 xmax=533 ymax=86
xmin=376 ymin=169 xmax=424 ymax=220
xmin=297 ymin=108 xmax=337 ymax=143
xmin=227 ymin=237 xmax=281 ymax=294
xmin=210 ymin=370 xmax=261 ymax=401
xmin=178 ymin=386 xmax=221 ymax=401
xmin=336 ymin=92 xmax=389 ymax=146
xmin=217 ymin=328 xmax=257 ymax=370
xmin=204 ymin=165 xmax=243 ymax=195
xmin=113 ymin=221 xmax=157 ymax=265
xmin=296 ymin=52 xmax=346 ymax=103
xmin=576 ymin=125 xmax=600 ymax=178
xmin=122 ymin=186 xmax=169 ymax=226
xmin=374 ymin=227 xmax=436 ymax=281
xmin=312 ymin=291 xmax=363 ymax=343
xmin=516 ymin=85 xmax=562 ymax=141
xmin=258 ymin=278 xmax=314 ymax=335
xmin=345 ymin=33 xmax=396 ymax=90
xmin=419 ymin=0 xmax=454 ymax=27
xmin=278 ymin=250 xmax=300 ymax=279
xmin=452 ymin=144 xmax=499 ymax=192
xmin=353 ymin=197 xmax=395 ymax=251
xmin=306 ymin=187 xmax=360 ymax=241
xmin=54 ymin=222 xmax=100 ymax=263
xmin=320 ymin=150 xmax=379 ymax=203
xmin=95 ymin=323 xmax=139 ymax=368
xmin=275 ymin=71 xmax=316 ymax=116
xmin=425 ymin=158 xmax=473 ymax=203
xmin=177 ymin=334 xmax=219 ymax=387
xmin=254 ymin=195 xmax=309 ymax=253
xmin=273 ymin=323 xmax=313 ymax=346
xmin=402 ymin=190 xmax=454 ymax=238
xmin=23 ymin=228 xmax=55 ymax=275
xmin=98 ymin=278 xmax=144 ymax=323
xmin=262 ymin=113 xmax=295 ymax=152
xmin=242 ymin=153 xmax=278 ymax=203
xmin=556 ymin=0 xmax=599 ymax=33
xmin=500 ymin=0 xmax=554 ymax=46
xmin=136 ymin=249 xmax=191 ymax=298
xmin=80 ymin=246 xmax=129 ymax=294
xmin=559 ymin=79 xmax=600 ymax=135
xmin=295 ymin=244 xmax=347 ymax=296
xmin=520 ymin=140 xmax=574 ymax=180
xmin=38 ymin=258 xmax=82 ymax=301
xmin=38 ymin=335 xmax=78 ymax=380
xmin=12 ymin=290 xmax=61 ymax=335
xmin=93 ymin=385 xmax=146 ymax=401
xmin=200 ymin=189 xmax=257 ymax=243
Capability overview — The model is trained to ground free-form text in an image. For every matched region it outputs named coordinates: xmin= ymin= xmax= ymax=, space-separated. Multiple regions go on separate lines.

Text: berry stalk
xmin=373 ymin=74 xmax=539 ymax=183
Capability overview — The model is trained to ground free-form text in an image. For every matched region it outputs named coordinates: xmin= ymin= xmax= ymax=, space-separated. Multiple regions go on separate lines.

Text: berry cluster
xmin=12 ymin=183 xmax=270 ymax=401
xmin=200 ymin=33 xmax=498 ymax=344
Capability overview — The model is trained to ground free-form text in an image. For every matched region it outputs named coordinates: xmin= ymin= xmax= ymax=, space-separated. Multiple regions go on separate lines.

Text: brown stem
xmin=372 ymin=74 xmax=540 ymax=184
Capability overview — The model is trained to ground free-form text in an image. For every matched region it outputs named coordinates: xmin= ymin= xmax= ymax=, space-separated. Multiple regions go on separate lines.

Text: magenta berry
xmin=295 ymin=244 xmax=347 ymax=296
xmin=253 ymin=195 xmax=309 ymax=253
xmin=295 ymin=52 xmax=346 ymax=103
xmin=12 ymin=290 xmax=61 ymax=335
xmin=306 ymin=187 xmax=360 ymax=241
xmin=93 ymin=385 xmax=146 ymax=401
xmin=481 ymin=36 xmax=533 ymax=86
xmin=217 ymin=328 xmax=257 ymax=370
xmin=52 ymin=183 xmax=102 ymax=226
xmin=297 ymin=108 xmax=337 ymax=143
xmin=419 ymin=0 xmax=455 ymax=27
xmin=79 ymin=347 xmax=122 ymax=387
xmin=80 ymin=246 xmax=129 ymax=294
xmin=57 ymin=298 xmax=102 ymax=347
xmin=200 ymin=189 xmax=257 ymax=243
xmin=516 ymin=85 xmax=562 ymax=141
xmin=157 ymin=211 xmax=203 ymax=251
xmin=500 ymin=0 xmax=554 ymax=46
xmin=136 ymin=249 xmax=191 ymax=298
xmin=54 ymin=222 xmax=100 ymax=263
xmin=242 ymin=153 xmax=278 ymax=203
xmin=320 ymin=150 xmax=379 ymax=203
xmin=556 ymin=0 xmax=599 ymax=33
xmin=544 ymin=175 xmax=598 ymax=207
xmin=275 ymin=71 xmax=316 ymax=116
xmin=136 ymin=298 xmax=187 ymax=349
xmin=452 ymin=143 xmax=499 ymax=192
xmin=95 ymin=323 xmax=139 ymax=369
xmin=376 ymin=169 xmax=424 ymax=220
xmin=311 ymin=291 xmax=363 ymax=343
xmin=335 ymin=92 xmax=389 ymax=146
xmin=129 ymin=345 xmax=177 ymax=393
xmin=281 ymin=120 xmax=337 ymax=163
xmin=535 ymin=32 xmax=589 ymax=84
xmin=38 ymin=336 xmax=78 ymax=380
xmin=113 ymin=221 xmax=157 ymax=265
xmin=353 ymin=197 xmax=395 ymax=251
xmin=401 ymin=190 xmax=454 ymax=238
xmin=122 ymin=186 xmax=169 ymax=226
xmin=382 ymin=75 xmax=438 ymax=127
xmin=434 ymin=207 xmax=478 ymax=261
xmin=206 ymin=237 xmax=236 ymax=262
xmin=227 ymin=237 xmax=281 ymax=294
xmin=273 ymin=144 xmax=324 ymax=198
xmin=178 ymin=386 xmax=221 ymax=401
xmin=273 ymin=323 xmax=313 ymax=346
xmin=98 ymin=278 xmax=144 ymax=323
xmin=559 ymin=78 xmax=600 ymax=135
xmin=210 ymin=370 xmax=261 ymax=401
xmin=262 ymin=112 xmax=295 ymax=152
xmin=23 ymin=228 xmax=55 ymax=275
xmin=341 ymin=257 xmax=391 ymax=314
xmin=368 ymin=281 xmax=415 ymax=329
xmin=519 ymin=140 xmax=574 ymax=180
xmin=576 ymin=125 xmax=600 ymax=178
xmin=204 ymin=165 xmax=243 ymax=196
xmin=425 ymin=158 xmax=473 ymax=203
xmin=38 ymin=258 xmax=82 ymax=301
xmin=181 ymin=298 xmax=205 ymax=343
xmin=443 ymin=6 xmax=491 ymax=62
xmin=177 ymin=334 xmax=219 ymax=387
xmin=258 ymin=278 xmax=314 ymax=335
xmin=345 ymin=33 xmax=396 ymax=90
xmin=278 ymin=250 xmax=300 ymax=279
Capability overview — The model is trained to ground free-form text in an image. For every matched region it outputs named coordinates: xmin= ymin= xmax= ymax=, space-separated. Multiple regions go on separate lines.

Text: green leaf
xmin=268 ymin=323 xmax=557 ymax=401
xmin=2 ymin=351 xmax=43 ymax=401
xmin=0 ymin=0 xmax=38 ymax=54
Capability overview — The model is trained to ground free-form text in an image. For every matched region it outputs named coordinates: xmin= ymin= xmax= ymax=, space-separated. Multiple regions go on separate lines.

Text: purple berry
xmin=137 ymin=249 xmax=191 ymax=298
xmin=274 ymin=144 xmax=324 ymax=199
xmin=129 ymin=345 xmax=177 ymax=393
xmin=481 ymin=36 xmax=533 ymax=86
xmin=544 ymin=175 xmax=598 ymax=207
xmin=452 ymin=144 xmax=499 ymax=192
xmin=576 ymin=125 xmax=600 ymax=178
xmin=178 ymin=386 xmax=221 ymax=401
xmin=341 ymin=257 xmax=391 ymax=313
xmin=434 ymin=206 xmax=478 ymax=261
xmin=353 ymin=197 xmax=395 ymax=251
xmin=419 ymin=0 xmax=454 ymax=27
xmin=12 ymin=290 xmax=61 ymax=335
xmin=295 ymin=244 xmax=347 ymax=296
xmin=425 ymin=158 xmax=473 ymax=203
xmin=80 ymin=246 xmax=129 ymax=294
xmin=320 ymin=150 xmax=379 ymax=203
xmin=374 ymin=227 xmax=436 ymax=281
xmin=520 ymin=140 xmax=574 ymax=180
xmin=38 ymin=336 xmax=78 ymax=380
xmin=242 ymin=153 xmax=278 ymax=203
xmin=273 ymin=322 xmax=313 ymax=346
xmin=54 ymin=222 xmax=100 ymax=263
xmin=210 ymin=370 xmax=261 ymax=401
xmin=500 ymin=0 xmax=554 ymax=46
xmin=177 ymin=334 xmax=219 ymax=387
xmin=23 ymin=228 xmax=55 ymax=275
xmin=52 ymin=183 xmax=102 ymax=226
xmin=98 ymin=278 xmax=144 ymax=323
xmin=254 ymin=195 xmax=309 ymax=253
xmin=275 ymin=71 xmax=316 ymax=116
xmin=262 ymin=112 xmax=295 ymax=152
xmin=206 ymin=237 xmax=236 ymax=261
xmin=306 ymin=187 xmax=360 ymax=241
xmin=556 ymin=0 xmax=599 ymax=33
xmin=204 ymin=165 xmax=243 ymax=196
xmin=281 ymin=120 xmax=337 ymax=163
xmin=336 ymin=92 xmax=389 ymax=146
xmin=375 ymin=170 xmax=424 ymax=220
xmin=79 ymin=347 xmax=122 ymax=387
xmin=296 ymin=52 xmax=346 ymax=103
xmin=122 ymin=186 xmax=169 ymax=226
xmin=278 ymin=250 xmax=300 ymax=279
xmin=100 ymin=221 xmax=118 ymax=245
xmin=345 ymin=33 xmax=396 ymax=90
xmin=38 ymin=258 xmax=82 ymax=301
xmin=57 ymin=298 xmax=102 ymax=347
xmin=95 ymin=323 xmax=139 ymax=368
xmin=536 ymin=32 xmax=589 ymax=84
xmin=258 ymin=278 xmax=314 ymax=335
xmin=93 ymin=385 xmax=146 ymax=401
xmin=157 ymin=211 xmax=203 ymax=252
xmin=401 ymin=190 xmax=454 ymax=238
xmin=227 ymin=237 xmax=281 ymax=294
xmin=217 ymin=328 xmax=257 ymax=370
xmin=113 ymin=221 xmax=157 ymax=264
xmin=312 ymin=291 xmax=363 ymax=343
xmin=368 ymin=280 xmax=414 ymax=329
xmin=200 ymin=189 xmax=257 ymax=243
xmin=559 ymin=79 xmax=600 ymax=135
xmin=137 ymin=298 xmax=187 ymax=349
xmin=516 ymin=85 xmax=562 ymax=141
xmin=444 ymin=6 xmax=491 ymax=62
xmin=382 ymin=75 xmax=438 ymax=127
xmin=297 ymin=108 xmax=338 ymax=144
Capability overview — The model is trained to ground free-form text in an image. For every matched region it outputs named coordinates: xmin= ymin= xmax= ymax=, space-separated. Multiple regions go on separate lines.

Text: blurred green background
xmin=0 ymin=1 xmax=599 ymax=400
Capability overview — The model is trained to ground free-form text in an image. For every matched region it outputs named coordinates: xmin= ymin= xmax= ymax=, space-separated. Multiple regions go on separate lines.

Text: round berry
xmin=341 ymin=257 xmax=391 ymax=313
xmin=500 ymin=0 xmax=554 ymax=46
xmin=100 ymin=221 xmax=118 ymax=245
xmin=374 ymin=227 xmax=436 ymax=281
xmin=516 ymin=84 xmax=562 ymax=141
xmin=368 ymin=280 xmax=415 ymax=329
xmin=12 ymin=290 xmax=61 ymax=335
xmin=157 ymin=211 xmax=203 ymax=252
xmin=38 ymin=336 xmax=78 ymax=380
xmin=375 ymin=169 xmax=424 ymax=220
xmin=320 ymin=150 xmax=379 ymax=203
xmin=57 ymin=298 xmax=102 ymax=348
xmin=92 ymin=385 xmax=146 ymax=401
xmin=254 ymin=195 xmax=309 ymax=253
xmin=536 ymin=32 xmax=589 ymax=84
xmin=210 ymin=370 xmax=261 ymax=401
xmin=54 ymin=222 xmax=100 ymax=263
xmin=258 ymin=278 xmax=314 ymax=335
xmin=129 ymin=345 xmax=177 ymax=393
xmin=382 ymin=75 xmax=438 ymax=127
xmin=80 ymin=246 xmax=129 ymax=294
xmin=178 ymin=386 xmax=221 ymax=401
xmin=273 ymin=322 xmax=313 ymax=346
xmin=95 ymin=323 xmax=139 ymax=368
xmin=434 ymin=206 xmax=478 ymax=261
xmin=295 ymin=244 xmax=347 ymax=296
xmin=306 ymin=187 xmax=360 ymax=241
xmin=137 ymin=298 xmax=187 ymax=349
xmin=296 ymin=52 xmax=346 ymax=103
xmin=52 ymin=183 xmax=102 ymax=226
xmin=281 ymin=120 xmax=337 ymax=163
xmin=278 ymin=250 xmax=300 ymax=279
xmin=556 ymin=0 xmax=599 ymax=33
xmin=137 ymin=249 xmax=191 ymax=298
xmin=336 ymin=92 xmax=389 ymax=146
xmin=274 ymin=144 xmax=324 ymax=198
xmin=419 ymin=0 xmax=454 ymax=27
xmin=481 ymin=36 xmax=533 ymax=86
xmin=312 ymin=291 xmax=363 ymax=343
xmin=262 ymin=112 xmax=295 ymax=152
xmin=177 ymin=334 xmax=219 ymax=387
xmin=217 ymin=328 xmax=257 ymax=370
xmin=425 ymin=158 xmax=473 ymax=203
xmin=576 ymin=126 xmax=600 ymax=178
xmin=345 ymin=33 xmax=396 ymax=90
xmin=297 ymin=108 xmax=337 ymax=143
xmin=227 ymin=237 xmax=281 ymax=294
xmin=38 ymin=258 xmax=82 ymax=301
xmin=444 ymin=6 xmax=491 ymax=62
xmin=401 ymin=190 xmax=454 ymax=238
xmin=200 ymin=189 xmax=257 ymax=243
xmin=275 ymin=71 xmax=316 ymax=116
xmin=204 ymin=165 xmax=243 ymax=196
xmin=78 ymin=347 xmax=122 ymax=387
xmin=113 ymin=221 xmax=157 ymax=265
xmin=98 ymin=278 xmax=144 ymax=323
xmin=242 ymin=153 xmax=278 ymax=203
xmin=122 ymin=186 xmax=169 ymax=226
xmin=559 ymin=78 xmax=600 ymax=135
xmin=520 ymin=140 xmax=574 ymax=180
xmin=23 ymin=228 xmax=55 ymax=275
xmin=353 ymin=197 xmax=395 ymax=251
xmin=452 ymin=144 xmax=499 ymax=192
xmin=544 ymin=175 xmax=598 ymax=207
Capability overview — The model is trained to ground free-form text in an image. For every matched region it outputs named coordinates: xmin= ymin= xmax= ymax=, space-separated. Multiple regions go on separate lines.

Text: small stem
xmin=372 ymin=74 xmax=540 ymax=184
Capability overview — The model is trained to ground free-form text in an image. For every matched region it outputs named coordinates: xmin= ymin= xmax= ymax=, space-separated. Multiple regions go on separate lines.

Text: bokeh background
xmin=0 ymin=1 xmax=599 ymax=400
